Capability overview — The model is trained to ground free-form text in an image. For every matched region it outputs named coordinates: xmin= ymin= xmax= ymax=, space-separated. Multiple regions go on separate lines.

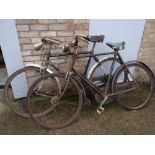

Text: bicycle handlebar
xmin=63 ymin=34 xmax=105 ymax=54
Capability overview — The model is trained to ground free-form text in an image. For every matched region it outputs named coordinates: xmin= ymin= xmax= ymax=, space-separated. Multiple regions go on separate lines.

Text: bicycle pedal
xmin=97 ymin=107 xmax=105 ymax=114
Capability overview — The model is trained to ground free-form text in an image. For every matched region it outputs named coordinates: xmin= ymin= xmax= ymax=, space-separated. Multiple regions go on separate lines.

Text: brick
xmin=57 ymin=31 xmax=73 ymax=36
xmin=16 ymin=25 xmax=29 ymax=31
xmin=24 ymin=55 xmax=41 ymax=62
xmin=32 ymin=56 xmax=41 ymax=61
xmin=39 ymin=31 xmax=56 ymax=37
xmin=73 ymin=19 xmax=89 ymax=23
xmin=32 ymin=50 xmax=42 ymax=55
xmin=49 ymin=24 xmax=69 ymax=30
xmin=74 ymin=30 xmax=88 ymax=35
xmin=74 ymin=66 xmax=85 ymax=73
xmin=30 ymin=38 xmax=42 ymax=43
xmin=50 ymin=58 xmax=65 ymax=64
xmin=74 ymin=61 xmax=87 ymax=67
xmin=22 ymin=44 xmax=33 ymax=50
xmin=38 ymin=19 xmax=56 ymax=24
xmin=33 ymin=61 xmax=42 ymax=65
xmin=16 ymin=19 xmax=37 ymax=24
xmin=24 ymin=56 xmax=34 ymax=62
xmin=65 ymin=37 xmax=73 ymax=43
xmin=69 ymin=23 xmax=89 ymax=30
xmin=19 ymin=31 xmax=38 ymax=37
xmin=19 ymin=38 xmax=31 ymax=44
xmin=55 ymin=37 xmax=65 ymax=42
xmin=147 ymin=19 xmax=155 ymax=23
xmin=22 ymin=50 xmax=32 ymax=56
xmin=141 ymin=42 xmax=155 ymax=48
xmin=58 ymin=63 xmax=68 ymax=71
xmin=145 ymin=28 xmax=155 ymax=33
xmin=30 ymin=25 xmax=48 ymax=31
xmin=56 ymin=19 xmax=72 ymax=23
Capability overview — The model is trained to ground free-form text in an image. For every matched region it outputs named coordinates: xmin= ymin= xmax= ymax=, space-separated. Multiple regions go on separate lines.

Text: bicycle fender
xmin=71 ymin=75 xmax=86 ymax=107
xmin=25 ymin=64 xmax=61 ymax=92
xmin=87 ymin=56 xmax=112 ymax=79
xmin=25 ymin=63 xmax=53 ymax=73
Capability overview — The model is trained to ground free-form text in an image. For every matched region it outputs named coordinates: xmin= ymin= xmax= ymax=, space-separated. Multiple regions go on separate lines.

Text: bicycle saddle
xmin=106 ymin=41 xmax=126 ymax=50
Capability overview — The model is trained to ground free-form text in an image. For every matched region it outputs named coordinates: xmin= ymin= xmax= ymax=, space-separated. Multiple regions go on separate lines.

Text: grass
xmin=0 ymin=89 xmax=155 ymax=135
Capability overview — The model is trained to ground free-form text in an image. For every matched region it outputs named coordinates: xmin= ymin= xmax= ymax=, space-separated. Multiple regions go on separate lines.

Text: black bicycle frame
xmin=73 ymin=52 xmax=119 ymax=97
xmin=50 ymin=46 xmax=136 ymax=99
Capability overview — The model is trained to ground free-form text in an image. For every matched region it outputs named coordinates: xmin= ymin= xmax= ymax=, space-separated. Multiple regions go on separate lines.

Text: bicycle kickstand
xmin=97 ymin=96 xmax=108 ymax=114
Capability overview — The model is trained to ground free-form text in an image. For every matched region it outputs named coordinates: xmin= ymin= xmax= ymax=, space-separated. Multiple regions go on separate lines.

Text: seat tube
xmin=84 ymin=42 xmax=96 ymax=76
xmin=104 ymin=52 xmax=117 ymax=95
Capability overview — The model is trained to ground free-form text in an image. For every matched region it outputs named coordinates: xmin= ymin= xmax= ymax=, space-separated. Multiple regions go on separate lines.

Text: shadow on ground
xmin=0 ymin=89 xmax=155 ymax=135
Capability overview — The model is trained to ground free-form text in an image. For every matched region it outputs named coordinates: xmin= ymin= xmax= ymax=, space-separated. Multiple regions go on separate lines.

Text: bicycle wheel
xmin=88 ymin=57 xmax=121 ymax=104
xmin=27 ymin=73 xmax=83 ymax=129
xmin=112 ymin=62 xmax=154 ymax=110
xmin=4 ymin=66 xmax=54 ymax=117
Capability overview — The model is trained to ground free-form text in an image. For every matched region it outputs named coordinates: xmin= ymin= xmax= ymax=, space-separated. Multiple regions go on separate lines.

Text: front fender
xmin=25 ymin=63 xmax=53 ymax=73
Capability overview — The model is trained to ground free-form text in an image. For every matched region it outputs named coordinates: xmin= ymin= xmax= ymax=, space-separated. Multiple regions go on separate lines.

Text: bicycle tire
xmin=4 ymin=66 xmax=60 ymax=117
xmin=27 ymin=73 xmax=83 ymax=129
xmin=112 ymin=62 xmax=154 ymax=110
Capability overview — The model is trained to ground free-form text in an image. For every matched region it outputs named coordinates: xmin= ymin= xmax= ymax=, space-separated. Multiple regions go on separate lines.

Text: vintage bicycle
xmin=26 ymin=34 xmax=155 ymax=129
xmin=4 ymin=34 xmax=121 ymax=117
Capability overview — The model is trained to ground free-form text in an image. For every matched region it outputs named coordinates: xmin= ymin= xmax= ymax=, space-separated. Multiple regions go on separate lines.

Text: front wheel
xmin=27 ymin=73 xmax=83 ymax=129
xmin=3 ymin=66 xmax=56 ymax=117
xmin=112 ymin=62 xmax=154 ymax=110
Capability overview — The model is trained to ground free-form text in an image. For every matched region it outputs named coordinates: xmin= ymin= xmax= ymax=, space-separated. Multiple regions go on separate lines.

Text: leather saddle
xmin=106 ymin=41 xmax=126 ymax=50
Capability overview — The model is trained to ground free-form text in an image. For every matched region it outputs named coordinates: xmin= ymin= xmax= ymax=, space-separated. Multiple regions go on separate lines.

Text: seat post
xmin=91 ymin=42 xmax=96 ymax=54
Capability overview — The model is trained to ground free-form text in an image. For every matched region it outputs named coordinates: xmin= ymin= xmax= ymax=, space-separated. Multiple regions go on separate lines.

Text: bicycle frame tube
xmin=116 ymin=52 xmax=139 ymax=88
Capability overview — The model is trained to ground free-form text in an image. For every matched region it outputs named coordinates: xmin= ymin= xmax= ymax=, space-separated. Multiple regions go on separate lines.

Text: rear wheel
xmin=27 ymin=73 xmax=83 ymax=129
xmin=112 ymin=62 xmax=154 ymax=110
